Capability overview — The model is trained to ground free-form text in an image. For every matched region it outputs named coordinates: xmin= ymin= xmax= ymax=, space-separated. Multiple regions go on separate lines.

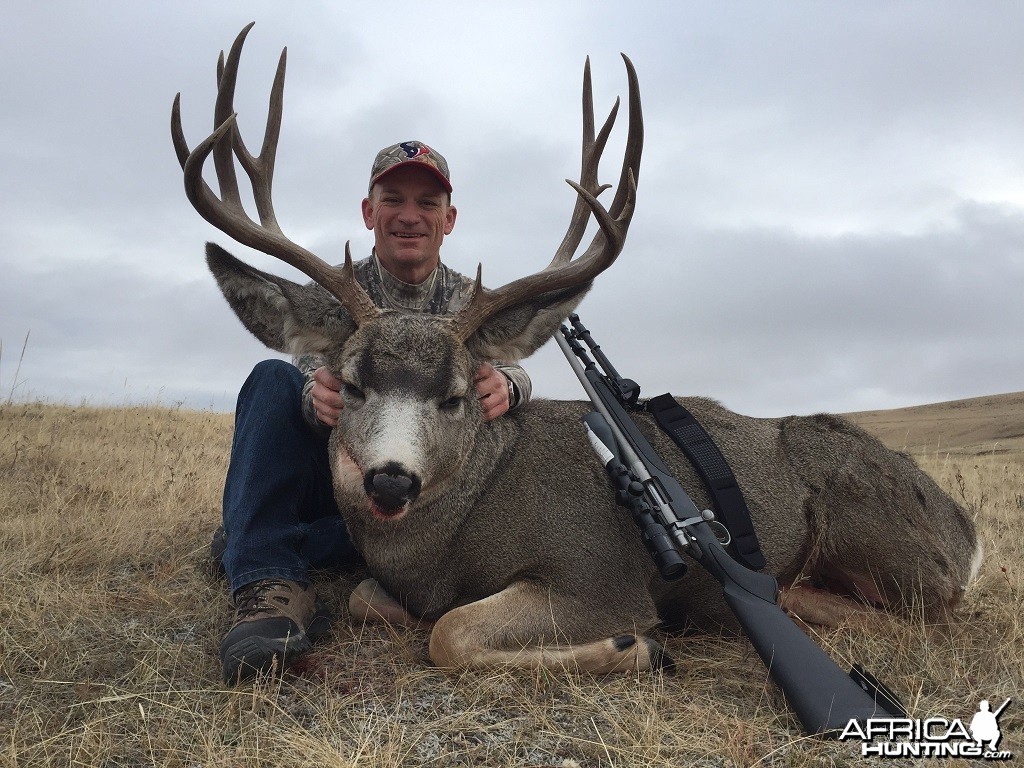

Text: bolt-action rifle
xmin=556 ymin=313 xmax=906 ymax=736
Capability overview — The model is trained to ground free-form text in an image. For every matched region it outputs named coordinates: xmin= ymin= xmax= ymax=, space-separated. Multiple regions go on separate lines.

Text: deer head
xmin=173 ymin=23 xmax=642 ymax=521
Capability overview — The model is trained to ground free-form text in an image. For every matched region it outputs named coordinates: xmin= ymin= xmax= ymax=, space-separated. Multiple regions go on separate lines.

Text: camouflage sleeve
xmin=493 ymin=361 xmax=532 ymax=411
xmin=294 ymin=352 xmax=329 ymax=430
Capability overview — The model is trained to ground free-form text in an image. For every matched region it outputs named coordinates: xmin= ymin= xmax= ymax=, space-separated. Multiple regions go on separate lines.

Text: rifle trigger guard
xmin=678 ymin=513 xmax=732 ymax=547
xmin=708 ymin=519 xmax=732 ymax=546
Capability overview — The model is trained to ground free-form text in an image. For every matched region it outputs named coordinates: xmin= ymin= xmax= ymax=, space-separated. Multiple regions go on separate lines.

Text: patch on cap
xmin=369 ymin=141 xmax=452 ymax=194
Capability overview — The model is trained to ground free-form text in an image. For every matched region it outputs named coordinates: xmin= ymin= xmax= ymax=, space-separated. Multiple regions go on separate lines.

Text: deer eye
xmin=343 ymin=382 xmax=365 ymax=400
xmin=439 ymin=395 xmax=464 ymax=412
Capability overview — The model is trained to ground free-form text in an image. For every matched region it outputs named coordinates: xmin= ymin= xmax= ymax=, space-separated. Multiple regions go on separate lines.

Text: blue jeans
xmin=222 ymin=359 xmax=361 ymax=596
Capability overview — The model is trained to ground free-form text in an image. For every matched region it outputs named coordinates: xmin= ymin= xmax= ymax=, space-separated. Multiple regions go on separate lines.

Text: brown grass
xmin=0 ymin=397 xmax=1021 ymax=766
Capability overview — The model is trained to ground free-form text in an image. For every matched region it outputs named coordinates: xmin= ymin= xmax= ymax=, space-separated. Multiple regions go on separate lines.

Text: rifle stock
xmin=688 ymin=521 xmax=894 ymax=734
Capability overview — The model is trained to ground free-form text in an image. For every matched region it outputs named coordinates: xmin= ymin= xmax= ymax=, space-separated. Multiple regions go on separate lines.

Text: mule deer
xmin=174 ymin=25 xmax=981 ymax=674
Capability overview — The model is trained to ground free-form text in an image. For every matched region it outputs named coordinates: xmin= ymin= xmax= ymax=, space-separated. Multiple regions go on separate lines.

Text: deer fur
xmin=207 ymin=242 xmax=982 ymax=673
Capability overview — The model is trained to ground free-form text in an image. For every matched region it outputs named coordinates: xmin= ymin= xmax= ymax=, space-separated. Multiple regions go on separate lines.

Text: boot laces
xmin=234 ymin=579 xmax=295 ymax=619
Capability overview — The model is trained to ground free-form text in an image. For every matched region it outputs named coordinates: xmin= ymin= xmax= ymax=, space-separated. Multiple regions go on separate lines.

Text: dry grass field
xmin=0 ymin=394 xmax=1021 ymax=767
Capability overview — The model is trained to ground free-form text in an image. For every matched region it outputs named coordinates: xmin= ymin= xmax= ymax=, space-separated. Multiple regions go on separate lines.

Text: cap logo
xmin=400 ymin=141 xmax=430 ymax=159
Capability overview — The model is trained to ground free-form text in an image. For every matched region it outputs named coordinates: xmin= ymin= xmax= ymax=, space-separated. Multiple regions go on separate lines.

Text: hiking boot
xmin=220 ymin=578 xmax=333 ymax=683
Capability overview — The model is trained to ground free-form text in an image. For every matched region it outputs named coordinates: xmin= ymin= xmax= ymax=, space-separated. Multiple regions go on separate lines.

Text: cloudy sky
xmin=2 ymin=1 xmax=1022 ymax=417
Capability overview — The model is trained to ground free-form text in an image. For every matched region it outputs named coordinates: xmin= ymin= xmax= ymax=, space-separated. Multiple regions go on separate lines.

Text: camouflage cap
xmin=368 ymin=141 xmax=452 ymax=194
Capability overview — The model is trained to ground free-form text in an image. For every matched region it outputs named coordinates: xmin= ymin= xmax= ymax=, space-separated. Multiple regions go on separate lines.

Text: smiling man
xmin=363 ymin=142 xmax=457 ymax=283
xmin=215 ymin=141 xmax=533 ymax=682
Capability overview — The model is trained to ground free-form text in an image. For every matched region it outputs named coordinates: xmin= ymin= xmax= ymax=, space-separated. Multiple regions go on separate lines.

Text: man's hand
xmin=312 ymin=366 xmax=344 ymax=427
xmin=475 ymin=363 xmax=512 ymax=421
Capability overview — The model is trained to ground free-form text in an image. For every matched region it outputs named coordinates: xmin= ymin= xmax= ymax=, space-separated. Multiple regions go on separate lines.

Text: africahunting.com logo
xmin=838 ymin=698 xmax=1013 ymax=760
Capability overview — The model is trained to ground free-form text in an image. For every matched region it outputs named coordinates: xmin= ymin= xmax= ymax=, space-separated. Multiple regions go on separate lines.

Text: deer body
xmin=330 ymin=354 xmax=976 ymax=634
xmin=177 ymin=26 xmax=980 ymax=674
xmin=283 ymin=306 xmax=976 ymax=670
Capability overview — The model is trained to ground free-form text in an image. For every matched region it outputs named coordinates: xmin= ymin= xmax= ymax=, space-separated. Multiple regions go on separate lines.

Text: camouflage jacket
xmin=297 ymin=251 xmax=533 ymax=428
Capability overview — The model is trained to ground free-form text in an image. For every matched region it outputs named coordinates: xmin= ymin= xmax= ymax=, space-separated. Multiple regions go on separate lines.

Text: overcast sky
xmin=2 ymin=1 xmax=1023 ymax=417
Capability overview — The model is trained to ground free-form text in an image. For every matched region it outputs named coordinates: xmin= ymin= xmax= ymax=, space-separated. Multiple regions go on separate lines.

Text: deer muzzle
xmin=364 ymin=462 xmax=422 ymax=518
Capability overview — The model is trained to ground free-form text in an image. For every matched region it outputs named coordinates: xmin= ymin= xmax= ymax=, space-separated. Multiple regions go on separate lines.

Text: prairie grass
xmin=0 ymin=401 xmax=1020 ymax=767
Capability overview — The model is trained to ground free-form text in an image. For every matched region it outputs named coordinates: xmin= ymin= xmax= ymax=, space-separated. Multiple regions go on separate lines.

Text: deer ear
xmin=463 ymin=282 xmax=591 ymax=362
xmin=206 ymin=242 xmax=357 ymax=356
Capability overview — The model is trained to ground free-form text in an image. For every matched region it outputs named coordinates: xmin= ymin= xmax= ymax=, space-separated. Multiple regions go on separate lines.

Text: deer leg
xmin=427 ymin=581 xmax=671 ymax=674
xmin=348 ymin=578 xmax=435 ymax=629
xmin=778 ymin=581 xmax=881 ymax=629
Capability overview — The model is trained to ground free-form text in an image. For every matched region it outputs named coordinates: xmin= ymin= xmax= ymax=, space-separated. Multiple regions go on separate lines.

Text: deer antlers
xmin=450 ymin=55 xmax=643 ymax=342
xmin=172 ymin=24 xmax=642 ymax=338
xmin=171 ymin=22 xmax=379 ymax=326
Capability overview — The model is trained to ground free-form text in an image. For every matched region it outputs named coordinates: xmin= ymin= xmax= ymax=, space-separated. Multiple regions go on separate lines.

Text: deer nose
xmin=364 ymin=462 xmax=422 ymax=510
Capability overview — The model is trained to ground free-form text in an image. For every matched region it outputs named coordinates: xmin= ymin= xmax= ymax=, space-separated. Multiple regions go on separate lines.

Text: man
xmin=217 ymin=141 xmax=532 ymax=682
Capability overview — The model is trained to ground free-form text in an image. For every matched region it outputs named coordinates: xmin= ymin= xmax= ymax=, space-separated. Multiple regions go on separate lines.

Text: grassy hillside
xmin=0 ymin=398 xmax=1020 ymax=766
xmin=847 ymin=390 xmax=1024 ymax=461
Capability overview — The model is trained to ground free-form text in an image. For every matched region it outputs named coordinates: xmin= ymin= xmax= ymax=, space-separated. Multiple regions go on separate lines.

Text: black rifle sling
xmin=646 ymin=393 xmax=767 ymax=570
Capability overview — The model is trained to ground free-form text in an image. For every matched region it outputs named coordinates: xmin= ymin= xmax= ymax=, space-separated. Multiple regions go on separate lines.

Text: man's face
xmin=362 ymin=165 xmax=457 ymax=282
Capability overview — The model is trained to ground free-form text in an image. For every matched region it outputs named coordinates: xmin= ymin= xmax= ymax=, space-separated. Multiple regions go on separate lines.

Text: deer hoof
xmin=612 ymin=634 xmax=676 ymax=673
xmin=644 ymin=637 xmax=676 ymax=673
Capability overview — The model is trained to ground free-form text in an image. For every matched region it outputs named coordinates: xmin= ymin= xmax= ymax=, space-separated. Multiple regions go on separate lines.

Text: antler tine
xmin=550 ymin=57 xmax=619 ymax=268
xmin=228 ymin=42 xmax=286 ymax=232
xmin=552 ymin=53 xmax=643 ymax=272
xmin=170 ymin=93 xmax=190 ymax=168
xmin=606 ymin=54 xmax=643 ymax=218
xmin=552 ymin=53 xmax=638 ymax=270
xmin=171 ymin=23 xmax=380 ymax=327
xmin=450 ymin=56 xmax=642 ymax=343
xmin=210 ymin=24 xmax=251 ymax=213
